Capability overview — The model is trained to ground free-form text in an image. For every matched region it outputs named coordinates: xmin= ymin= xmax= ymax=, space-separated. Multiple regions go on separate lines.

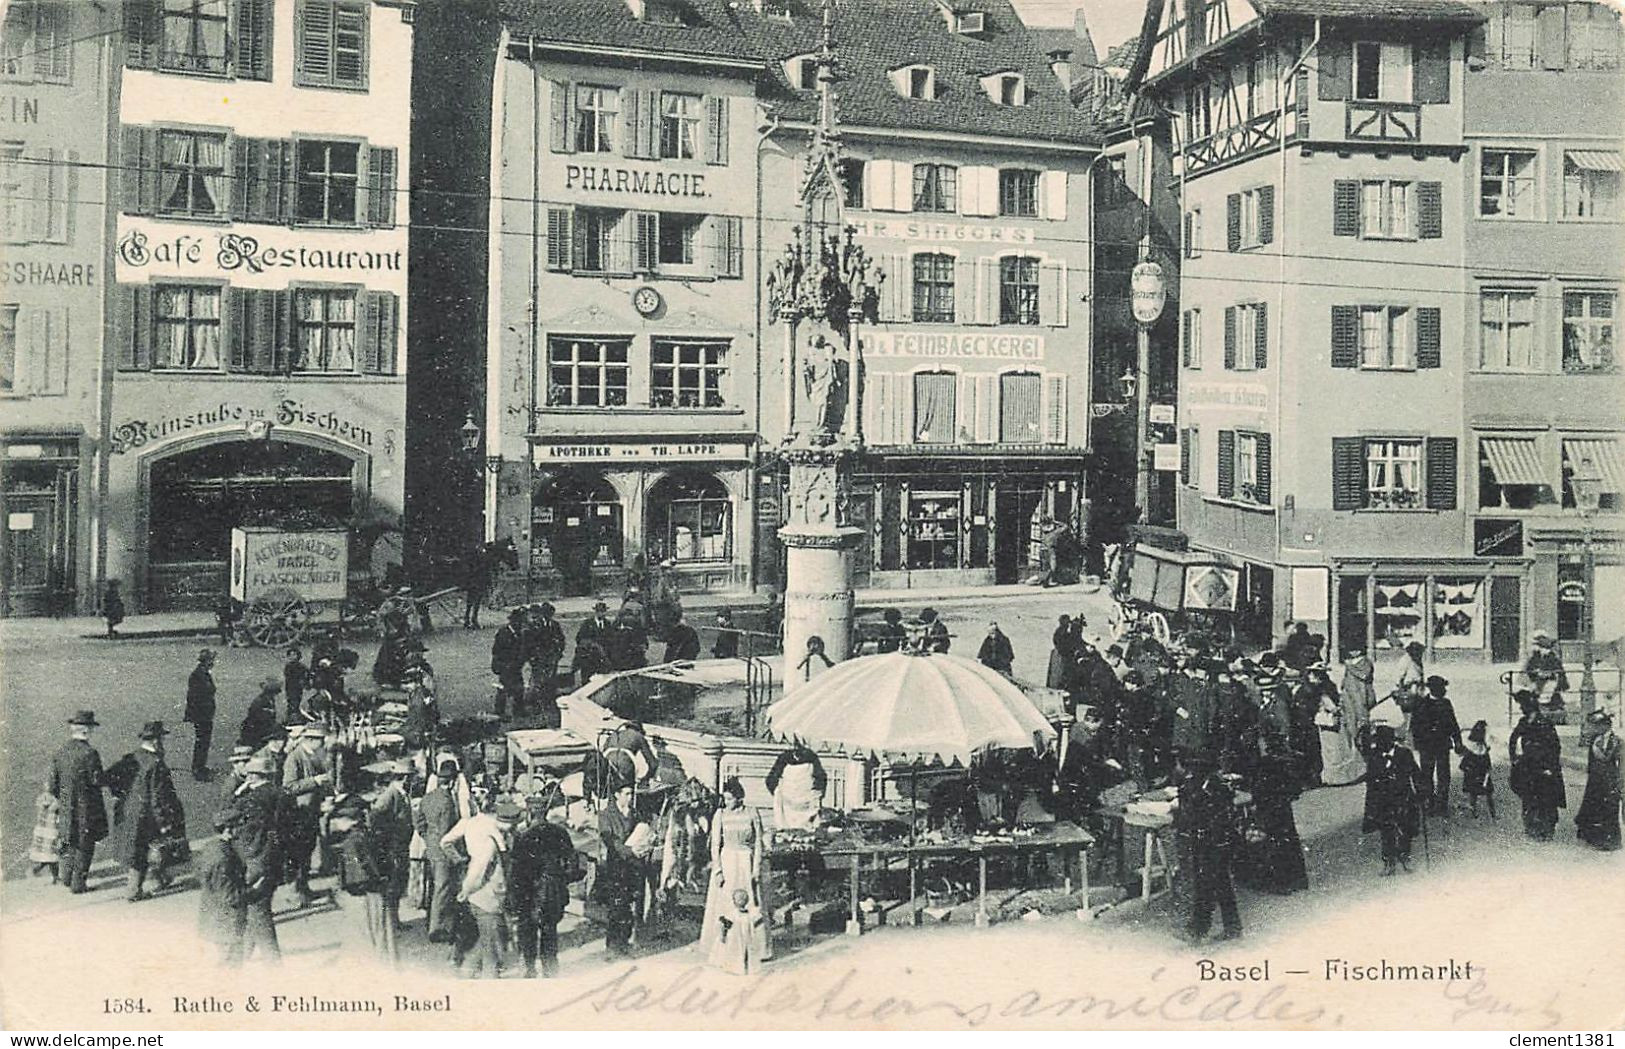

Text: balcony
xmin=1345 ymin=100 xmax=1421 ymax=143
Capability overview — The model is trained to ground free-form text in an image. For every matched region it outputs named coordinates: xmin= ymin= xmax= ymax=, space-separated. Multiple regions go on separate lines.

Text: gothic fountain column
xmin=780 ymin=444 xmax=862 ymax=692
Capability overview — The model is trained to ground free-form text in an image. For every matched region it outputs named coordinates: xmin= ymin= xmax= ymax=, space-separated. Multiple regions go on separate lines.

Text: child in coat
xmin=1459 ymin=720 xmax=1495 ymax=818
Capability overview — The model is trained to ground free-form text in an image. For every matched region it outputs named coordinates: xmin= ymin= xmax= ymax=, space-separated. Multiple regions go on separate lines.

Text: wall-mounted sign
xmin=7 ymin=512 xmax=35 ymax=531
xmin=532 ymin=440 xmax=750 ymax=465
xmin=1131 ymin=260 xmax=1167 ymax=325
xmin=862 ymin=332 xmax=1044 ymax=361
xmin=0 ymin=96 xmax=39 ymax=124
xmin=116 ymin=222 xmax=403 ymax=282
xmin=110 ymin=399 xmax=376 ymax=455
xmin=2 ymin=261 xmax=95 ymax=286
xmin=1152 ymin=443 xmax=1181 ymax=472
xmin=564 ymin=164 xmax=707 ymax=198
xmin=1148 ymin=404 xmax=1176 ymax=425
xmin=1474 ymin=518 xmax=1524 ymax=558
xmin=849 ymin=219 xmax=1036 ymax=245
xmin=1183 ymin=381 xmax=1269 ymax=411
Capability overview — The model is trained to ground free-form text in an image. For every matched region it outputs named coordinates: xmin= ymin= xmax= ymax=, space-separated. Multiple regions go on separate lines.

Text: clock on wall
xmin=632 ymin=286 xmax=662 ymax=317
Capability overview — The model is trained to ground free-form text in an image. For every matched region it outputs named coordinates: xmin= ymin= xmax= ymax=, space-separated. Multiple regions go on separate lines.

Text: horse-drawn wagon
xmin=228 ymin=525 xmax=351 ymax=647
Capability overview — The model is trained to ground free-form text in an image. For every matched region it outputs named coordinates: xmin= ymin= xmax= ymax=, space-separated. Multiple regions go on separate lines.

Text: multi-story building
xmin=755 ymin=0 xmax=1100 ymax=590
xmin=0 ymin=1 xmax=115 ymax=617
xmin=1130 ymin=0 xmax=1488 ymax=655
xmin=1460 ymin=0 xmax=1623 ymax=661
xmin=107 ymin=0 xmax=414 ymax=611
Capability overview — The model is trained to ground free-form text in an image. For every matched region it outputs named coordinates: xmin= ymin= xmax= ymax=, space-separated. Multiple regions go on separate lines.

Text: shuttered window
xmin=365 ymin=146 xmax=397 ymax=228
xmin=1182 ymin=308 xmax=1202 ymax=368
xmin=2 ymin=305 xmax=69 ymax=395
xmin=705 ymin=96 xmax=729 ymax=165
xmin=232 ymin=137 xmax=291 ymax=223
xmin=1226 ymin=303 xmax=1266 ymax=370
xmin=1228 ymin=186 xmax=1273 ymax=249
xmin=3 ymin=144 xmax=74 ymax=244
xmin=295 ymin=0 xmax=367 ymax=90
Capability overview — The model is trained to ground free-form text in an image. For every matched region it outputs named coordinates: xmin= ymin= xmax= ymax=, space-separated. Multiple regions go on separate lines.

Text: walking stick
xmin=1413 ymin=776 xmax=1432 ymax=871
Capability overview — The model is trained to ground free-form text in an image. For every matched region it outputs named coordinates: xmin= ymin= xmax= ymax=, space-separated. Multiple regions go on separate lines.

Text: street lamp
xmin=459 ymin=412 xmax=480 ymax=455
xmin=1119 ymin=367 xmax=1138 ymax=401
xmin=1572 ymin=455 xmax=1602 ymax=731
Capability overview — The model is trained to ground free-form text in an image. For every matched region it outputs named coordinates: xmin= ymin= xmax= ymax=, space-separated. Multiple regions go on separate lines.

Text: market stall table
xmin=1094 ymin=788 xmax=1252 ymax=903
xmin=772 ymin=821 xmax=1094 ymax=935
xmin=506 ymin=727 xmax=594 ymax=785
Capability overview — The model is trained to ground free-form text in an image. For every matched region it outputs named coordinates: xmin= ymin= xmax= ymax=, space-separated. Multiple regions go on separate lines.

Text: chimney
xmin=1048 ymin=47 xmax=1074 ymax=91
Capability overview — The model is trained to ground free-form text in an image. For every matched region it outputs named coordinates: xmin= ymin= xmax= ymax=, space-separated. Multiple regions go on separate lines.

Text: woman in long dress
xmin=1340 ymin=649 xmax=1376 ymax=728
xmin=699 ymin=778 xmax=771 ymax=973
xmin=1509 ymin=692 xmax=1566 ymax=840
xmin=1238 ymin=747 xmax=1309 ymax=895
xmin=1575 ymin=711 xmax=1621 ymax=851
xmin=1316 ymin=680 xmax=1366 ymax=787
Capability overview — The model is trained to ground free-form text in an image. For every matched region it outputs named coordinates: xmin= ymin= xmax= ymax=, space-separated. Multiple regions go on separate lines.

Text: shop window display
xmin=1373 ymin=579 xmax=1423 ymax=649
xmin=649 ymin=473 xmax=731 ymax=563
xmin=1431 ymin=578 xmax=1485 ymax=649
xmin=907 ymin=492 xmax=960 ymax=570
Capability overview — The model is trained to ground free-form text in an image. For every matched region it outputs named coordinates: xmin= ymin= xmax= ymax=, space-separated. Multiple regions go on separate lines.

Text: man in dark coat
xmin=183 ymin=648 xmax=218 ymax=780
xmin=977 ymin=622 xmax=1015 ymax=676
xmin=231 ymin=755 xmax=283 ymax=962
xmin=49 ymin=710 xmax=108 ymax=893
xmin=875 ymin=608 xmax=908 ymax=655
xmin=712 ymin=609 xmax=742 ymax=660
xmin=491 ymin=608 xmax=527 ymax=719
xmin=1177 ymin=753 xmax=1243 ymax=943
xmin=509 ymin=789 xmax=584 ymax=978
xmin=1362 ymin=725 xmax=1427 ymax=875
xmin=1411 ymin=675 xmax=1464 ymax=816
xmin=415 ymin=756 xmax=467 ymax=947
xmin=918 ymin=608 xmax=950 ymax=653
xmin=105 ymin=721 xmax=185 ymax=901
xmin=662 ymin=613 xmax=702 ymax=663
xmin=1509 ymin=691 xmax=1566 ymax=840
xmin=525 ymin=602 xmax=568 ymax=697
xmin=197 ymin=809 xmax=247 ymax=967
xmin=237 ymin=678 xmax=282 ymax=753
xmin=282 ymin=646 xmax=307 ymax=724
xmin=279 ymin=724 xmax=331 ymax=906
xmin=362 ymin=760 xmax=414 ymax=964
xmin=597 ymin=783 xmax=645 ymax=957
xmin=574 ymin=601 xmax=614 ymax=684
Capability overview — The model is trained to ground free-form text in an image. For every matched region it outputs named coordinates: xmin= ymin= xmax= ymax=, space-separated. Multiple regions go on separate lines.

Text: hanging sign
xmin=1152 ymin=443 xmax=1181 ymax=472
xmin=1131 ymin=261 xmax=1166 ymax=325
xmin=1149 ymin=404 xmax=1176 ymax=425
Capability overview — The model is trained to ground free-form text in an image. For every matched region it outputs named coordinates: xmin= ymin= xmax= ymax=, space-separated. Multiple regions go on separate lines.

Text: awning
xmin=1567 ymin=150 xmax=1624 ymax=172
xmin=1564 ymin=438 xmax=1625 ymax=489
xmin=1481 ymin=436 xmax=1548 ymax=486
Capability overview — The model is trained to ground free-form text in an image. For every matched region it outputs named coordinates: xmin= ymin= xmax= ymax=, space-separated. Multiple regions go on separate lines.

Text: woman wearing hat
xmin=1509 ymin=691 xmax=1566 ymax=840
xmin=1575 ymin=710 xmax=1621 ymax=851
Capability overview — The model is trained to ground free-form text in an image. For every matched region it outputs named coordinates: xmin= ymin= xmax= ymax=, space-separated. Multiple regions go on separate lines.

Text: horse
xmin=461 ymin=537 xmax=519 ymax=629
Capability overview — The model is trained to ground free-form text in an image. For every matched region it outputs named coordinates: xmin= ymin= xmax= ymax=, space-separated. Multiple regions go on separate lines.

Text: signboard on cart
xmin=230 ymin=527 xmax=349 ymax=603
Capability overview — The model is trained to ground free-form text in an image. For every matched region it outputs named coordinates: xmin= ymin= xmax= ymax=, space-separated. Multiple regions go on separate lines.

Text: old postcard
xmin=1 ymin=0 xmax=1622 ymax=1034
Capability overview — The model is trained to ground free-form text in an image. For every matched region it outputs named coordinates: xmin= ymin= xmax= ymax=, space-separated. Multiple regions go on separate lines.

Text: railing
xmin=1345 ymin=100 xmax=1422 ymax=143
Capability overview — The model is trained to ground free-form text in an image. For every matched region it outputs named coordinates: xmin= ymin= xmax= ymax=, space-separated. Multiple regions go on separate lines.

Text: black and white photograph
xmin=0 ymin=0 xmax=1621 ymax=1034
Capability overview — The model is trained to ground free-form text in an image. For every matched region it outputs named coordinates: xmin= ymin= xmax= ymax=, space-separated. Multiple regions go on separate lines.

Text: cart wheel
xmin=244 ymin=588 xmax=311 ymax=648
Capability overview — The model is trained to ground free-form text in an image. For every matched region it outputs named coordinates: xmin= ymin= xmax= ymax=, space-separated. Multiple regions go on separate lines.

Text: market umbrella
xmin=766 ymin=649 xmax=1058 ymax=898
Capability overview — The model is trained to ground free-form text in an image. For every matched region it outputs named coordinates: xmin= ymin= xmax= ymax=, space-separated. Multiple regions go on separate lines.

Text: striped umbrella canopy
xmin=766 ymin=651 xmax=1056 ymax=766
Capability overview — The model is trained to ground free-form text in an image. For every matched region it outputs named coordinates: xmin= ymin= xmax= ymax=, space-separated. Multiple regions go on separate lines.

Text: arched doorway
xmin=646 ymin=472 xmax=732 ymax=564
xmin=144 ymin=437 xmax=360 ymax=609
xmin=533 ymin=471 xmax=623 ymax=596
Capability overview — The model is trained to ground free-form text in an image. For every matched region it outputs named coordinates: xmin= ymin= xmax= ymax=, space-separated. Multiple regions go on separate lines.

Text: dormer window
xmin=980 ymin=71 xmax=1026 ymax=106
xmin=757 ymin=0 xmax=795 ymax=19
xmin=891 ymin=64 xmax=937 ymax=100
xmin=955 ymin=11 xmax=985 ymax=35
xmin=626 ymin=0 xmax=694 ymax=25
xmin=784 ymin=53 xmax=818 ymax=90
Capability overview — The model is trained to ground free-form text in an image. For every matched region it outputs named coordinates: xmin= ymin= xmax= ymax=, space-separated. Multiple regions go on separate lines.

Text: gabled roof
xmin=1027 ymin=26 xmax=1080 ymax=57
xmin=747 ymin=0 xmax=1100 ymax=144
xmin=1249 ymin=0 xmax=1486 ymax=22
xmin=498 ymin=0 xmax=763 ymax=64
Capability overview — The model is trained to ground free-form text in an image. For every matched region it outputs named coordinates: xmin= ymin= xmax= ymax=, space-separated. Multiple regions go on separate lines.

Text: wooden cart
xmin=229 ymin=526 xmax=350 ymax=648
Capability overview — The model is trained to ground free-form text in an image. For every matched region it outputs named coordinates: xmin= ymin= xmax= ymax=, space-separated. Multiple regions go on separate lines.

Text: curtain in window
xmin=192 ymin=289 xmax=220 ymax=369
xmin=1000 ymin=372 xmax=1041 ymax=441
xmin=913 ymin=372 xmax=955 ymax=442
xmin=155 ymin=287 xmax=189 ymax=368
xmin=296 ymin=292 xmax=324 ymax=370
xmin=1361 ymin=182 xmax=1384 ymax=237
xmin=160 ymin=133 xmax=192 ymax=211
xmin=328 ymin=293 xmax=355 ymax=371
xmin=1359 ymin=307 xmax=1383 ymax=366
xmin=195 ymin=133 xmax=225 ymax=213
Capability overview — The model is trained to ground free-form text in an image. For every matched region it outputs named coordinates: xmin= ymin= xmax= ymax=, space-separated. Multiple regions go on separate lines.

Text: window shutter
xmin=119 ymin=285 xmax=154 ymax=371
xmin=957 ymin=374 xmax=979 ymax=443
xmin=1318 ymin=38 xmax=1351 ymax=100
xmin=1537 ymin=4 xmax=1567 ymax=70
xmin=1038 ymin=261 xmax=1068 ymax=327
xmin=1040 ymin=170 xmax=1067 ymax=221
xmin=550 ymin=80 xmax=576 ymax=154
xmin=958 ymin=167 xmax=982 ymax=216
xmin=231 ymin=137 xmax=253 ymax=221
xmin=893 ymin=162 xmax=914 ymax=213
xmin=632 ymin=211 xmax=659 ymax=273
xmin=1254 ymin=302 xmax=1268 ymax=368
xmin=609 ymin=214 xmax=632 ymax=275
xmin=1413 ymin=37 xmax=1451 ymax=103
xmin=1332 ymin=436 xmax=1366 ymax=510
xmin=276 ymin=138 xmax=296 ymax=222
xmin=545 ymin=207 xmax=573 ymax=271
xmin=883 ymin=252 xmax=911 ymax=322
xmin=1416 ymin=306 xmax=1442 ymax=369
xmin=125 ymin=0 xmax=160 ymax=70
xmin=1417 ymin=181 xmax=1442 ymax=239
xmin=975 ymin=257 xmax=998 ymax=325
xmin=705 ymin=96 xmax=729 ymax=165
xmin=1255 ymin=433 xmax=1272 ymax=504
xmin=332 ymin=1 xmax=367 ymax=86
xmin=48 ymin=149 xmax=74 ymax=244
xmin=1042 ymin=373 xmax=1067 ymax=444
xmin=716 ymin=215 xmax=743 ymax=278
xmin=622 ymin=90 xmax=645 ymax=159
xmin=25 ymin=148 xmax=62 ymax=243
xmin=1257 ymin=184 xmax=1275 ymax=245
xmin=1426 ymin=437 xmax=1458 ymax=509
xmin=1332 ymin=179 xmax=1359 ymax=236
xmin=121 ymin=126 xmax=159 ymax=215
xmin=236 ymin=0 xmax=275 ymax=81
xmin=866 ymin=160 xmax=894 ymax=211
xmin=11 ymin=308 xmax=35 ymax=395
xmin=1331 ymin=304 xmax=1359 ymax=368
xmin=1180 ymin=428 xmax=1193 ymax=485
xmin=1224 ymin=305 xmax=1237 ymax=369
xmin=1216 ymin=430 xmax=1236 ymax=499
xmin=1182 ymin=310 xmax=1193 ymax=367
xmin=359 ymin=290 xmax=397 ymax=375
xmin=862 ymin=369 xmax=883 ymax=443
xmin=44 ymin=308 xmax=68 ymax=394
xmin=229 ymin=288 xmax=276 ymax=374
xmin=296 ymin=0 xmax=335 ymax=86
xmin=364 ymin=146 xmax=398 ymax=228
xmin=957 ymin=258 xmax=978 ymax=323
xmin=228 ymin=287 xmax=250 ymax=372
xmin=1226 ymin=192 xmax=1241 ymax=251
xmin=271 ymin=290 xmax=295 ymax=374
xmin=974 ymin=374 xmax=995 ymax=442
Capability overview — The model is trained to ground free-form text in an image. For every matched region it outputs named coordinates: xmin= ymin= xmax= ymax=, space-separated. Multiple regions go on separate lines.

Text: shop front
xmin=527 ymin=439 xmax=753 ymax=599
xmin=104 ymin=386 xmax=404 ymax=613
xmin=1526 ymin=526 xmax=1625 ymax=665
xmin=0 ymin=436 xmax=87 ymax=617
xmin=1332 ymin=559 xmax=1530 ymax=664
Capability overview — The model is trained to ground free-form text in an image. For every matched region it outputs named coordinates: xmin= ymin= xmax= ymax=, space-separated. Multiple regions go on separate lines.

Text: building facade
xmin=755 ymin=0 xmax=1100 ymax=590
xmin=108 ymin=0 xmax=414 ymax=611
xmin=1460 ymin=0 xmax=1624 ymax=661
xmin=1134 ymin=0 xmax=1486 ymax=655
xmin=0 ymin=1 xmax=115 ymax=617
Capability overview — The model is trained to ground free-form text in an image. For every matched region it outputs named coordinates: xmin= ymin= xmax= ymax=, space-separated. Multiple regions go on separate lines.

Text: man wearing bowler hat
xmin=1412 ymin=675 xmax=1464 ymax=816
xmin=574 ymin=600 xmax=614 ymax=684
xmin=105 ymin=720 xmax=186 ymax=901
xmin=49 ymin=710 xmax=108 ymax=893
xmin=183 ymin=648 xmax=218 ymax=780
